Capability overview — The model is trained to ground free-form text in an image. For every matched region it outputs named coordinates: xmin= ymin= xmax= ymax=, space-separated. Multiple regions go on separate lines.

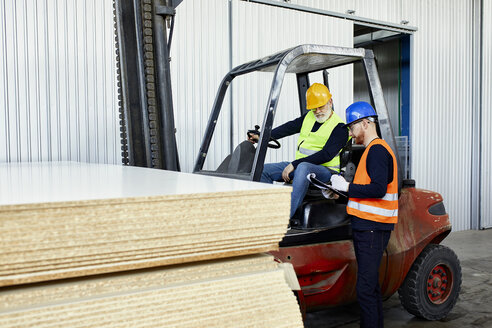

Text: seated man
xmin=249 ymin=83 xmax=349 ymax=219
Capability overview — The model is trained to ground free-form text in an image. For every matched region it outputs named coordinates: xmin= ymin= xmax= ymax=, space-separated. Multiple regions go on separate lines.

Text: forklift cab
xmin=193 ymin=44 xmax=403 ymax=242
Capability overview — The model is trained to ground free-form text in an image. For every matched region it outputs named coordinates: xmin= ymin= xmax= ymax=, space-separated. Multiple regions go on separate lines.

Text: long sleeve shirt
xmin=348 ymin=142 xmax=395 ymax=231
xmin=271 ymin=113 xmax=349 ymax=169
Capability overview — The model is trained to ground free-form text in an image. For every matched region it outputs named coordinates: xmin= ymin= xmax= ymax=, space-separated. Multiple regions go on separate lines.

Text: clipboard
xmin=307 ymin=173 xmax=348 ymax=198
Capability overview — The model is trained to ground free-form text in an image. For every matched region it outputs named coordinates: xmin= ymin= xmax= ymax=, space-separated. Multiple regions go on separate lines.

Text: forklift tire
xmin=398 ymin=244 xmax=462 ymax=320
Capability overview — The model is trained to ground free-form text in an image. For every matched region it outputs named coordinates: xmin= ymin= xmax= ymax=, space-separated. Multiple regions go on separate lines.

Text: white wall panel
xmin=284 ymin=0 xmax=474 ymax=231
xmin=0 ymin=0 xmax=119 ymax=164
xmin=2 ymin=0 xmax=480 ymax=232
xmin=171 ymin=0 xmax=230 ymax=172
xmin=295 ymin=0 xmax=352 ymax=13
xmin=482 ymin=0 xmax=492 ymax=229
xmin=89 ymin=0 xmax=478 ymax=231
xmin=231 ymin=0 xmax=353 ymax=166
xmin=171 ymin=0 xmax=353 ymax=172
xmin=404 ymin=0 xmax=473 ymax=231
xmin=353 ymin=0 xmax=403 ymax=24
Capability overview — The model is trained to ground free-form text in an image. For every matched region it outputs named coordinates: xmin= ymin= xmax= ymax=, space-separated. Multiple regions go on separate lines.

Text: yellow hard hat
xmin=306 ymin=83 xmax=332 ymax=110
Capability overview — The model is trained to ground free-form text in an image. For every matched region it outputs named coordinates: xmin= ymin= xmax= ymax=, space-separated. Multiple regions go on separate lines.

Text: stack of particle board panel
xmin=0 ymin=255 xmax=302 ymax=328
xmin=0 ymin=162 xmax=302 ymax=327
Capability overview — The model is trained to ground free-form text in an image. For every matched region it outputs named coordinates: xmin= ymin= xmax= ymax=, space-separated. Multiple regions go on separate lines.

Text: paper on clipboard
xmin=307 ymin=173 xmax=348 ymax=198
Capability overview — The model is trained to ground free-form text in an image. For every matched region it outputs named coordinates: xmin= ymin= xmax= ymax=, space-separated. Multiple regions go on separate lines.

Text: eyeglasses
xmin=348 ymin=120 xmax=363 ymax=132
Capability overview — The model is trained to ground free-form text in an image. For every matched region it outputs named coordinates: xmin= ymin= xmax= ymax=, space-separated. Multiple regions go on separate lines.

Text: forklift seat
xmin=215 ymin=141 xmax=255 ymax=174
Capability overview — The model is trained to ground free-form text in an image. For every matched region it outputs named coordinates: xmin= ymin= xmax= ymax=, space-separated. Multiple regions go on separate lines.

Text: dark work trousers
xmin=352 ymin=229 xmax=392 ymax=328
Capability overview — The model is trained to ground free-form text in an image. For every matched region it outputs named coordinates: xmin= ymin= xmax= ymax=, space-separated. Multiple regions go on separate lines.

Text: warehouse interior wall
xmin=0 ymin=0 xmax=120 ymax=164
xmin=172 ymin=0 xmax=480 ymax=231
xmin=1 ymin=0 xmax=489 ymax=231
xmin=482 ymin=0 xmax=491 ymax=229
xmin=294 ymin=0 xmax=477 ymax=231
xmin=170 ymin=0 xmax=230 ymax=172
xmin=171 ymin=0 xmax=353 ymax=173
xmin=230 ymin=1 xmax=353 ymax=169
xmin=405 ymin=0 xmax=474 ymax=231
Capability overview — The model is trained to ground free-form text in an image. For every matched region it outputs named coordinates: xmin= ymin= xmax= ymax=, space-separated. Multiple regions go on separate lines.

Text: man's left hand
xmin=330 ymin=175 xmax=350 ymax=192
xmin=282 ymin=163 xmax=294 ymax=182
xmin=322 ymin=189 xmax=339 ymax=200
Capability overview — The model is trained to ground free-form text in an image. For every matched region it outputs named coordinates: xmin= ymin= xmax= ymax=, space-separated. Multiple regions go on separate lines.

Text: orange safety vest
xmin=347 ymin=139 xmax=398 ymax=224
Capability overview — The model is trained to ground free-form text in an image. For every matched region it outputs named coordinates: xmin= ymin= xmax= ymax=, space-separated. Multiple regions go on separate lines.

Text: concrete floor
xmin=304 ymin=229 xmax=492 ymax=328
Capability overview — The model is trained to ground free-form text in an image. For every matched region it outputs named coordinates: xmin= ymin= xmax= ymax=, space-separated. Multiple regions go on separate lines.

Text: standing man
xmin=250 ymin=83 xmax=348 ymax=219
xmin=329 ymin=101 xmax=398 ymax=328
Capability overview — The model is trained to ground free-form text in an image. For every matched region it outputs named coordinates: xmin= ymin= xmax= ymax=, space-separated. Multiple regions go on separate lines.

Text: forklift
xmin=114 ymin=1 xmax=461 ymax=321
xmin=193 ymin=44 xmax=461 ymax=320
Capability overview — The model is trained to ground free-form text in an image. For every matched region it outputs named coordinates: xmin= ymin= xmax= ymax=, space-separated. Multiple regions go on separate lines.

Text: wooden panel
xmin=0 ymin=162 xmax=291 ymax=286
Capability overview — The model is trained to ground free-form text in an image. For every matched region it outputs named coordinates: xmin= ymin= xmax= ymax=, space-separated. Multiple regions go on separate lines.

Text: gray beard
xmin=315 ymin=113 xmax=329 ymax=123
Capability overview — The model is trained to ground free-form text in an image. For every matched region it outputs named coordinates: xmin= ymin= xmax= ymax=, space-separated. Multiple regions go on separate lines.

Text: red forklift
xmin=193 ymin=44 xmax=462 ymax=321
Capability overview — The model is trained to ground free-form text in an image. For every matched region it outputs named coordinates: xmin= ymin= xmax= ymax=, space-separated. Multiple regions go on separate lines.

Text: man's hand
xmin=247 ymin=133 xmax=259 ymax=144
xmin=282 ymin=163 xmax=294 ymax=182
xmin=322 ymin=189 xmax=339 ymax=200
xmin=330 ymin=175 xmax=349 ymax=192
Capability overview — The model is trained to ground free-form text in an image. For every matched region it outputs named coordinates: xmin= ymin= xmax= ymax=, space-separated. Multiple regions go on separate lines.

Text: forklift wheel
xmin=398 ymin=244 xmax=462 ymax=320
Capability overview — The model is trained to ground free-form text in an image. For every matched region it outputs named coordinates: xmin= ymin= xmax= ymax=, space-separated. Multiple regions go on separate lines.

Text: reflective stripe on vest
xmin=346 ymin=138 xmax=399 ymax=224
xmin=298 ymin=147 xmax=340 ymax=171
xmin=298 ymin=147 xmax=317 ymax=156
xmin=380 ymin=192 xmax=399 ymax=201
xmin=295 ymin=111 xmax=345 ymax=171
xmin=347 ymin=200 xmax=398 ymax=217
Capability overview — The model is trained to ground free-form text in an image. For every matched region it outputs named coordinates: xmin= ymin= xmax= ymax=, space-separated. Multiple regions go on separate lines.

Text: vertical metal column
xmin=471 ymin=0 xmax=483 ymax=229
xmin=228 ymin=0 xmax=234 ymax=154
xmin=115 ymin=0 xmax=182 ymax=170
xmin=296 ymin=73 xmax=309 ymax=115
xmin=323 ymin=70 xmax=333 ymax=112
xmin=114 ymin=0 xmax=152 ymax=167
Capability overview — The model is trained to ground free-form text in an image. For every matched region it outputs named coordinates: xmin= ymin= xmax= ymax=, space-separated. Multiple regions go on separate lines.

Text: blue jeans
xmin=352 ymin=229 xmax=392 ymax=328
xmin=260 ymin=161 xmax=334 ymax=218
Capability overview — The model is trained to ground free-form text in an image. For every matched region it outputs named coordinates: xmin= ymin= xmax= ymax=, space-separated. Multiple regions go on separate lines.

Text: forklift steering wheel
xmin=267 ymin=138 xmax=281 ymax=149
xmin=247 ymin=125 xmax=281 ymax=149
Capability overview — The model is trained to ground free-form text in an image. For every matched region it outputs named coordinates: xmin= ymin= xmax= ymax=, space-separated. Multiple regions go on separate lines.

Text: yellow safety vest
xmin=295 ymin=111 xmax=345 ymax=172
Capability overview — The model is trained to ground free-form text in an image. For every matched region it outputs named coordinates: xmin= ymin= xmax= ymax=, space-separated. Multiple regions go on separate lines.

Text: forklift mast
xmin=114 ymin=0 xmax=182 ymax=170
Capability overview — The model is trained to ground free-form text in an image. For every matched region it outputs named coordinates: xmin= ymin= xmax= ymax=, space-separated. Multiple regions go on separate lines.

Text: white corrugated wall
xmin=404 ymin=0 xmax=473 ymax=231
xmin=171 ymin=0 xmax=230 ymax=172
xmin=282 ymin=0 xmax=475 ymax=231
xmin=171 ymin=0 xmax=353 ymax=172
xmin=0 ymin=0 xmax=119 ymax=164
xmin=1 ymin=0 xmax=486 ymax=231
xmin=231 ymin=1 xmax=353 ymax=166
xmin=482 ymin=0 xmax=492 ymax=229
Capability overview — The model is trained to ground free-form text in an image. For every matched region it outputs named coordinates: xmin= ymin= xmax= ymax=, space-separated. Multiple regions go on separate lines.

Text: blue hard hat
xmin=344 ymin=101 xmax=378 ymax=126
